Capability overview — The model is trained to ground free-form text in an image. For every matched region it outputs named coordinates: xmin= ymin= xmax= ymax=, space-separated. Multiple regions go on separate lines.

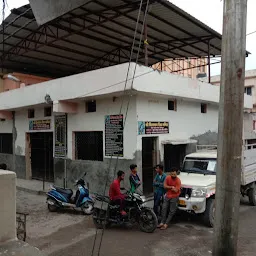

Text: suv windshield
xmin=182 ymin=157 xmax=217 ymax=175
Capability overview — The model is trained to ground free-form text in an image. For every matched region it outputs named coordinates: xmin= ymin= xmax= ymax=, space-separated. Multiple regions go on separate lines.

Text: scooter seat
xmin=53 ymin=186 xmax=73 ymax=198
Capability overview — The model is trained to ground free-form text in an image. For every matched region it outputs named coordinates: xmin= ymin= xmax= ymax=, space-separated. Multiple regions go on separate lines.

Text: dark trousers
xmin=112 ymin=195 xmax=126 ymax=211
xmin=161 ymin=197 xmax=179 ymax=224
xmin=153 ymin=191 xmax=163 ymax=216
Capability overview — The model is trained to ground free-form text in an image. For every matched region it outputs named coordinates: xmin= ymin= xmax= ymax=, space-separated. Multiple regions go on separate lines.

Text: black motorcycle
xmin=92 ymin=191 xmax=158 ymax=233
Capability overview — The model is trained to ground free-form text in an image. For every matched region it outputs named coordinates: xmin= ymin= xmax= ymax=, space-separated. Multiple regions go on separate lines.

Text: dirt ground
xmin=16 ymin=191 xmax=85 ymax=239
xmin=17 ymin=191 xmax=256 ymax=256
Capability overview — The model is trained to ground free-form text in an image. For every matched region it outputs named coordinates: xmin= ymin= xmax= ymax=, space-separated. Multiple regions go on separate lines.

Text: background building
xmin=209 ymin=70 xmax=256 ymax=145
xmin=0 ymin=63 xmax=252 ymax=194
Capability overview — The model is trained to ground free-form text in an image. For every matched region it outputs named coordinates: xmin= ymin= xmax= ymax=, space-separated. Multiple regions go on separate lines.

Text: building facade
xmin=0 ymin=63 xmax=252 ymax=194
xmin=210 ymin=70 xmax=256 ymax=145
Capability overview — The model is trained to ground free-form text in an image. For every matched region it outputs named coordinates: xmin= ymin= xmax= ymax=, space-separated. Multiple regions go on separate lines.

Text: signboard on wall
xmin=138 ymin=121 xmax=169 ymax=135
xmin=54 ymin=115 xmax=67 ymax=158
xmin=105 ymin=114 xmax=123 ymax=157
xmin=29 ymin=119 xmax=51 ymax=131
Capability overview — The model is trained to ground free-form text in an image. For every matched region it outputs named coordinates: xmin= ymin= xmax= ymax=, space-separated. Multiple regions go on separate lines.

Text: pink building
xmin=0 ymin=73 xmax=51 ymax=92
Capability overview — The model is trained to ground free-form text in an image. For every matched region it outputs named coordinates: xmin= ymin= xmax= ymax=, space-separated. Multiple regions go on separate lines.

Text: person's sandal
xmin=160 ymin=224 xmax=168 ymax=230
xmin=157 ymin=223 xmax=164 ymax=228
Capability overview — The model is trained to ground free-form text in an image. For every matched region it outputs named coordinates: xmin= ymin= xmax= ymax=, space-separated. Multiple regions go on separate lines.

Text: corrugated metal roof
xmin=0 ymin=0 xmax=227 ymax=78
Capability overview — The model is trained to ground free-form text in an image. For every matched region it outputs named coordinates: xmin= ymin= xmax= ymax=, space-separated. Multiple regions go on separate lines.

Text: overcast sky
xmin=2 ymin=0 xmax=256 ymax=76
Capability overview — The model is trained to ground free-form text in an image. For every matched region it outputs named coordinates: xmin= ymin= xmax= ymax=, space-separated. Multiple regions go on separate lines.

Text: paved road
xmin=17 ymin=192 xmax=256 ymax=256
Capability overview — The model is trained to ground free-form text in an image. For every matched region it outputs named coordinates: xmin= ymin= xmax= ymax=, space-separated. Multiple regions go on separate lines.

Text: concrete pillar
xmin=0 ymin=171 xmax=16 ymax=243
xmin=0 ymin=170 xmax=45 ymax=256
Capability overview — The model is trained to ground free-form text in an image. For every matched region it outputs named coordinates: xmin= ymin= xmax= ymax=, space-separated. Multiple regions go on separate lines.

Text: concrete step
xmin=17 ymin=185 xmax=47 ymax=195
xmin=16 ymin=179 xmax=52 ymax=195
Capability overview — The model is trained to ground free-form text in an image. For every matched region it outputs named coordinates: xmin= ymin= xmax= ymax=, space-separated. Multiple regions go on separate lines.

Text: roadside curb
xmin=17 ymin=186 xmax=47 ymax=196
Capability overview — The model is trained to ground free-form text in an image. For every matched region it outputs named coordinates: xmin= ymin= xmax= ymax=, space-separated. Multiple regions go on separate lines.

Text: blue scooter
xmin=46 ymin=172 xmax=94 ymax=215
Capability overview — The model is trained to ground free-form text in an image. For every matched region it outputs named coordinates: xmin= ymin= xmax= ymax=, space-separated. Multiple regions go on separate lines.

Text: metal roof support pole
xmin=213 ymin=0 xmax=247 ymax=255
xmin=208 ymin=40 xmax=211 ymax=83
xmin=144 ymin=12 xmax=148 ymax=66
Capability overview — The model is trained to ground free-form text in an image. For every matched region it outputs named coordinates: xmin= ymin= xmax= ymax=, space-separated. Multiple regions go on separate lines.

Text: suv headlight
xmin=191 ymin=187 xmax=207 ymax=198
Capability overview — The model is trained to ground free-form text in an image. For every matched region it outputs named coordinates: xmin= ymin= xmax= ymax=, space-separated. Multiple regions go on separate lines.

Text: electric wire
xmin=1 ymin=0 xmax=6 ymax=73
xmin=96 ymin=3 xmax=151 ymax=255
xmin=90 ymin=1 xmax=145 ymax=255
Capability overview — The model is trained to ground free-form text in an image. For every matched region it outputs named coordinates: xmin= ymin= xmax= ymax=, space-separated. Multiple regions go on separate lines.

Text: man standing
xmin=158 ymin=167 xmax=181 ymax=230
xmin=153 ymin=165 xmax=166 ymax=217
xmin=129 ymin=164 xmax=141 ymax=193
xmin=109 ymin=170 xmax=127 ymax=216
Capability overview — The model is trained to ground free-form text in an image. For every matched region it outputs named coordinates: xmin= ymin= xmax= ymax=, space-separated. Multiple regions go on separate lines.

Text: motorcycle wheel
xmin=47 ymin=199 xmax=58 ymax=212
xmin=138 ymin=208 xmax=158 ymax=233
xmin=48 ymin=202 xmax=58 ymax=212
xmin=92 ymin=208 xmax=109 ymax=229
xmin=81 ymin=202 xmax=94 ymax=215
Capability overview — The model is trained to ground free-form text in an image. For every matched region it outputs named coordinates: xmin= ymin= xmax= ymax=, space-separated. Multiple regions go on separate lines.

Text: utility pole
xmin=213 ymin=0 xmax=247 ymax=256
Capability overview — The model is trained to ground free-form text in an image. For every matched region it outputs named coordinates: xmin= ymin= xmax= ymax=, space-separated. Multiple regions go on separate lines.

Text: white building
xmin=0 ymin=63 xmax=252 ymax=194
xmin=209 ymin=70 xmax=256 ymax=145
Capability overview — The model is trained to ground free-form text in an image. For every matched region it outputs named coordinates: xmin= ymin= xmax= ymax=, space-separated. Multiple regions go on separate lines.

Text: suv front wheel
xmin=202 ymin=198 xmax=215 ymax=227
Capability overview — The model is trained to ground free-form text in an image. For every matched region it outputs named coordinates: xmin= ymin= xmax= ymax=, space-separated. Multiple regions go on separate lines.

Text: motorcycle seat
xmin=53 ymin=186 xmax=73 ymax=197
xmin=109 ymin=201 xmax=120 ymax=207
xmin=109 ymin=204 xmax=120 ymax=210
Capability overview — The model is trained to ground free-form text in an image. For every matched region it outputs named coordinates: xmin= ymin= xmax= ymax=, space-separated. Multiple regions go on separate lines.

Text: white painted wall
xmin=5 ymin=96 xmax=137 ymax=159
xmin=0 ymin=63 xmax=134 ymax=110
xmin=0 ymin=63 xmax=252 ymax=111
xmin=136 ymin=95 xmax=219 ymax=159
xmin=68 ymin=96 xmax=137 ymax=159
xmin=133 ymin=65 xmax=252 ymax=108
xmin=0 ymin=171 xmax=16 ymax=243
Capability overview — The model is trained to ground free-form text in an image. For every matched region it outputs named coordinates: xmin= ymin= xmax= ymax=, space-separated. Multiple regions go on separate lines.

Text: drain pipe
xmin=64 ymin=113 xmax=68 ymax=189
xmin=12 ymin=111 xmax=16 ymax=173
xmin=5 ymin=74 xmax=20 ymax=173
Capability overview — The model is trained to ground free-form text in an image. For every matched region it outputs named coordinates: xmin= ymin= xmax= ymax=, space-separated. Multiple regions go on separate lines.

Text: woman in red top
xmin=158 ymin=167 xmax=181 ymax=230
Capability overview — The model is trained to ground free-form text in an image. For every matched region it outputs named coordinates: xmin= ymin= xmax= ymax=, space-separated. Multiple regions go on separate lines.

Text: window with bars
xmin=0 ymin=133 xmax=13 ymax=154
xmin=75 ymin=131 xmax=103 ymax=161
